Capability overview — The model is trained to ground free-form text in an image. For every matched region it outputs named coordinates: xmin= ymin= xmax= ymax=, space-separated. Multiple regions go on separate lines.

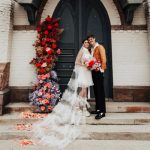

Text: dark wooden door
xmin=53 ymin=0 xmax=113 ymax=98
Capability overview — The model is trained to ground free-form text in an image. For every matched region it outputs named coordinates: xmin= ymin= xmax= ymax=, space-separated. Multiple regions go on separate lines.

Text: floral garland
xmin=29 ymin=16 xmax=63 ymax=112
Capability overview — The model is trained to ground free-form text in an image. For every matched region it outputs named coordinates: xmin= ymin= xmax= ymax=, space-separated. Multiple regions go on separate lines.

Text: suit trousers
xmin=92 ymin=70 xmax=106 ymax=113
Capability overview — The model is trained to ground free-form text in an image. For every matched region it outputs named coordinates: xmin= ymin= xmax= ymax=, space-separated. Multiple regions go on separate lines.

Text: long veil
xmin=31 ymin=62 xmax=91 ymax=149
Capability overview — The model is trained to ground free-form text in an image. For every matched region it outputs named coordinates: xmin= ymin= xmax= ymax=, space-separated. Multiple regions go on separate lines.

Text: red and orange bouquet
xmin=83 ymin=54 xmax=101 ymax=71
xmin=29 ymin=16 xmax=63 ymax=112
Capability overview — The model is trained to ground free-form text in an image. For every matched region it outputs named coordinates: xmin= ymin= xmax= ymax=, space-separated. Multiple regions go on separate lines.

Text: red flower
xmin=54 ymin=23 xmax=59 ymax=27
xmin=49 ymin=38 xmax=54 ymax=42
xmin=88 ymin=60 xmax=95 ymax=67
xmin=39 ymin=69 xmax=45 ymax=74
xmin=56 ymin=49 xmax=61 ymax=55
xmin=46 ymin=16 xmax=51 ymax=22
xmin=46 ymin=58 xmax=51 ymax=63
xmin=41 ymin=41 xmax=46 ymax=46
xmin=48 ymin=25 xmax=52 ymax=30
xmin=44 ymin=30 xmax=49 ymax=35
xmin=47 ymin=50 xmax=52 ymax=55
xmin=46 ymin=38 xmax=50 ymax=42
xmin=52 ymin=43 xmax=57 ymax=49
xmin=36 ymin=27 xmax=41 ymax=32
xmin=36 ymin=63 xmax=41 ymax=68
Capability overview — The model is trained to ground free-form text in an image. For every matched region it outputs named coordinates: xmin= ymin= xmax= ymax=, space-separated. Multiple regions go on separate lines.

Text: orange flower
xmin=45 ymin=93 xmax=51 ymax=99
xmin=20 ymin=139 xmax=33 ymax=147
xmin=42 ymin=99 xmax=49 ymax=105
xmin=40 ymin=106 xmax=46 ymax=111
xmin=48 ymin=105 xmax=53 ymax=110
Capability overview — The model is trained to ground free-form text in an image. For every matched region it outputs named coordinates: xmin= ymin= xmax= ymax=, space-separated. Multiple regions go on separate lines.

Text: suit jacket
xmin=93 ymin=45 xmax=107 ymax=70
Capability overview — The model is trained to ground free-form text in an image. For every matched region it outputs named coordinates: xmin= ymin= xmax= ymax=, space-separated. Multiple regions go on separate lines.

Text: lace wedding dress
xmin=31 ymin=46 xmax=93 ymax=149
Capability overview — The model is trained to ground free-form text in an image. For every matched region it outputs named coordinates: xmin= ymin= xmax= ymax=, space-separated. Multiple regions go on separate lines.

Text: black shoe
xmin=95 ymin=112 xmax=105 ymax=120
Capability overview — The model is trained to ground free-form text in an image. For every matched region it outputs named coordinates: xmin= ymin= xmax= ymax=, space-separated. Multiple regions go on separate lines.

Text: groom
xmin=88 ymin=35 xmax=107 ymax=119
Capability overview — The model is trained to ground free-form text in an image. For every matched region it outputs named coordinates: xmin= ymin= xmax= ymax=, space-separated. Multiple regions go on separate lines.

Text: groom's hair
xmin=87 ymin=35 xmax=95 ymax=39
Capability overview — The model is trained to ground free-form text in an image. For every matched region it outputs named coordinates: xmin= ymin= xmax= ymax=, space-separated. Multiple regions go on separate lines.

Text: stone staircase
xmin=0 ymin=102 xmax=150 ymax=150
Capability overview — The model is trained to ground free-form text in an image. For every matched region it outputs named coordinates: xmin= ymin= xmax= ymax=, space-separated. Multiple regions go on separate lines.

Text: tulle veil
xmin=30 ymin=47 xmax=93 ymax=149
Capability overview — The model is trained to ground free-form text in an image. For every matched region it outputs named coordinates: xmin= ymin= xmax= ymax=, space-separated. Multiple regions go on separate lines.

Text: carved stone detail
xmin=118 ymin=0 xmax=142 ymax=25
xmin=0 ymin=63 xmax=10 ymax=91
xmin=16 ymin=0 xmax=45 ymax=25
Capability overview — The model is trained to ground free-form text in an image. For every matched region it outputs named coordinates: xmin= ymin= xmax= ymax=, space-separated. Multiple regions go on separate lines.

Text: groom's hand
xmin=100 ymin=68 xmax=104 ymax=73
xmin=95 ymin=67 xmax=104 ymax=73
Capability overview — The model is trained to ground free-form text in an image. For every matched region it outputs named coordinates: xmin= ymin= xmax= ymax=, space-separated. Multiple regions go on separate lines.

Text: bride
xmin=31 ymin=39 xmax=93 ymax=149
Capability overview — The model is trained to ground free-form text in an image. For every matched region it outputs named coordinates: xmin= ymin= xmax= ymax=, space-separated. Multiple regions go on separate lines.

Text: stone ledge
xmin=9 ymin=86 xmax=150 ymax=102
xmin=0 ymin=89 xmax=10 ymax=115
xmin=4 ymin=102 xmax=150 ymax=113
xmin=113 ymin=86 xmax=150 ymax=102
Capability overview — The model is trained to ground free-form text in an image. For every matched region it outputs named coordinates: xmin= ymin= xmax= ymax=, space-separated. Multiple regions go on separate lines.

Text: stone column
xmin=0 ymin=0 xmax=14 ymax=115
xmin=148 ymin=0 xmax=150 ymax=44
xmin=144 ymin=0 xmax=150 ymax=45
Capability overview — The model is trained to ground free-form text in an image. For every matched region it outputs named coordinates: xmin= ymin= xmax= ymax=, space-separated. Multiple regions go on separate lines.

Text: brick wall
xmin=0 ymin=0 xmax=14 ymax=63
xmin=132 ymin=4 xmax=146 ymax=25
xmin=9 ymin=31 xmax=36 ymax=86
xmin=112 ymin=30 xmax=150 ymax=86
xmin=13 ymin=2 xmax=29 ymax=25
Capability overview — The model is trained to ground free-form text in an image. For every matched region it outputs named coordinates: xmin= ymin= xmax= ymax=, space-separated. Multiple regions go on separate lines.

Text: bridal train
xmin=31 ymin=44 xmax=93 ymax=149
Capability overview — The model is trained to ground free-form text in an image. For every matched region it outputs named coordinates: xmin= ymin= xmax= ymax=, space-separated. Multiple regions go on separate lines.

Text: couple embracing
xmin=32 ymin=35 xmax=107 ymax=149
xmin=74 ymin=34 xmax=106 ymax=119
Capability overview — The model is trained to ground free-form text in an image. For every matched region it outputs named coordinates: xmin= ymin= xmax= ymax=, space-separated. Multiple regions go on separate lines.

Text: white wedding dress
xmin=31 ymin=46 xmax=93 ymax=149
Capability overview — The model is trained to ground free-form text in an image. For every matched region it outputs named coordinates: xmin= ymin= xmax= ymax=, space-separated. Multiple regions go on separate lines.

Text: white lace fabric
xmin=31 ymin=47 xmax=93 ymax=149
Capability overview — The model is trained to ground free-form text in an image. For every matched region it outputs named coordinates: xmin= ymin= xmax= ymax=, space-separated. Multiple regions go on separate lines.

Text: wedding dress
xmin=31 ymin=46 xmax=93 ymax=149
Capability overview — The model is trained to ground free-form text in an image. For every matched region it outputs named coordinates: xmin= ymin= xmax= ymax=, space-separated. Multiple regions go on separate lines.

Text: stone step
xmin=0 ymin=125 xmax=150 ymax=141
xmin=1 ymin=140 xmax=150 ymax=150
xmin=89 ymin=101 xmax=150 ymax=113
xmin=4 ymin=102 xmax=150 ymax=113
xmin=1 ymin=112 xmax=150 ymax=125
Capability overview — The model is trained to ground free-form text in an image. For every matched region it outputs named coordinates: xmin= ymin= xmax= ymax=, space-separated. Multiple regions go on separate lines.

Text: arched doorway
xmin=53 ymin=0 xmax=113 ymax=98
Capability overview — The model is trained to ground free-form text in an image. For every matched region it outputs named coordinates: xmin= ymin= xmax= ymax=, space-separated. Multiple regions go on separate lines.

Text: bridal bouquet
xmin=83 ymin=54 xmax=101 ymax=71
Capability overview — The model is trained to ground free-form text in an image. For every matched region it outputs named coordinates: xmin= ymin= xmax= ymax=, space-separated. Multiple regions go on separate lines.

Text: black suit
xmin=92 ymin=70 xmax=106 ymax=113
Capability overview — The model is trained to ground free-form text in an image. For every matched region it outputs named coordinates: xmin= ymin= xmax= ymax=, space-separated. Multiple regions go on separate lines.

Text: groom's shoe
xmin=95 ymin=112 xmax=105 ymax=120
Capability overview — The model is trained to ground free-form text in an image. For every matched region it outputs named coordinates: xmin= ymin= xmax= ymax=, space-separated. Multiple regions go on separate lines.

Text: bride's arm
xmin=75 ymin=49 xmax=83 ymax=66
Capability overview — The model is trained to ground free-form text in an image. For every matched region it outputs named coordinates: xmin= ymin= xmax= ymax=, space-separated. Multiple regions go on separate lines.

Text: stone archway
xmin=52 ymin=0 xmax=113 ymax=98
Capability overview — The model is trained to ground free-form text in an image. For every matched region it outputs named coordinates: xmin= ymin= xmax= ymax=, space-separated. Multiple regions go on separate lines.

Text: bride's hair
xmin=82 ymin=39 xmax=88 ymax=44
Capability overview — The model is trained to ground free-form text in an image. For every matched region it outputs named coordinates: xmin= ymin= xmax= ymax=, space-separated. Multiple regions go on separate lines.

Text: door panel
xmin=53 ymin=0 xmax=77 ymax=93
xmin=59 ymin=7 xmax=74 ymax=44
xmin=87 ymin=9 xmax=103 ymax=41
xmin=53 ymin=0 xmax=113 ymax=98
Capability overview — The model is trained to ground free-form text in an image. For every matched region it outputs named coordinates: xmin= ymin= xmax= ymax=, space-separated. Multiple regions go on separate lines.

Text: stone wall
xmin=0 ymin=0 xmax=13 ymax=90
xmin=0 ymin=0 xmax=14 ymax=63
xmin=9 ymin=31 xmax=36 ymax=86
xmin=112 ymin=30 xmax=150 ymax=86
xmin=1 ymin=0 xmax=149 ymax=102
xmin=10 ymin=0 xmax=150 ymax=87
xmin=0 ymin=0 xmax=14 ymax=114
xmin=148 ymin=0 xmax=150 ymax=43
